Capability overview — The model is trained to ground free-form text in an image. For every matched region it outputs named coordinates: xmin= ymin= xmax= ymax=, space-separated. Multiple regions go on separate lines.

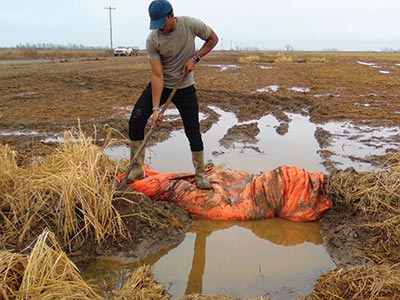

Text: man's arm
xmin=184 ymin=30 xmax=219 ymax=76
xmin=150 ymin=58 xmax=164 ymax=126
xmin=196 ymin=30 xmax=219 ymax=59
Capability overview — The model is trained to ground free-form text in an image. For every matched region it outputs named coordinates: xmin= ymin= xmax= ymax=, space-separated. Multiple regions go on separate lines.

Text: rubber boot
xmin=192 ymin=151 xmax=212 ymax=190
xmin=127 ymin=140 xmax=145 ymax=183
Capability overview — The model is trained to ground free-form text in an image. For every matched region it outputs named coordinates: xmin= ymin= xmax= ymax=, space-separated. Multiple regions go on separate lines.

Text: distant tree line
xmin=8 ymin=43 xmax=399 ymax=52
xmin=14 ymin=43 xmax=108 ymax=50
xmin=380 ymin=47 xmax=400 ymax=53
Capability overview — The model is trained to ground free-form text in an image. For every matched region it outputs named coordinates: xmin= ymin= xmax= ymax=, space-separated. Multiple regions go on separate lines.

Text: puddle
xmin=202 ymin=64 xmax=239 ymax=71
xmin=356 ymin=61 xmax=377 ymax=67
xmin=313 ymin=93 xmax=341 ymax=98
xmin=105 ymin=105 xmax=400 ymax=175
xmin=2 ymin=91 xmax=39 ymax=98
xmin=0 ymin=129 xmax=40 ymax=136
xmin=320 ymin=121 xmax=399 ymax=170
xmin=79 ymin=219 xmax=335 ymax=300
xmin=255 ymin=85 xmax=280 ymax=93
xmin=106 ymin=107 xmax=325 ymax=173
xmin=356 ymin=61 xmax=391 ymax=74
xmin=149 ymin=219 xmax=334 ymax=299
xmin=255 ymin=85 xmax=310 ymax=93
xmin=288 ymin=87 xmax=310 ymax=93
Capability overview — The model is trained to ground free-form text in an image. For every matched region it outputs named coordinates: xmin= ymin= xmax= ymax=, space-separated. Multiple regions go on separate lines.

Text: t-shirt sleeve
xmin=146 ymin=34 xmax=161 ymax=60
xmin=189 ymin=17 xmax=212 ymax=41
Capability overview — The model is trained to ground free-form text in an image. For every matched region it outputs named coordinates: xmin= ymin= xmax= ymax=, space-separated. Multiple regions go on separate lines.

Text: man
xmin=128 ymin=0 xmax=218 ymax=189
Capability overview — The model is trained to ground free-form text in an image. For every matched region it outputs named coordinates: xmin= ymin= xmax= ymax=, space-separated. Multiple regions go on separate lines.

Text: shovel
xmin=118 ymin=73 xmax=185 ymax=188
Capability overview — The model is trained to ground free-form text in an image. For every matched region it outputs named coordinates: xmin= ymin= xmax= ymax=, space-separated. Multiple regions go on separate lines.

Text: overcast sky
xmin=1 ymin=0 xmax=399 ymax=51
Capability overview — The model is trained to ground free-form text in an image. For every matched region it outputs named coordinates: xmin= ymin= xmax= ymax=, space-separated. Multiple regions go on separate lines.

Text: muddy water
xmin=152 ymin=107 xmax=325 ymax=173
xmin=98 ymin=106 xmax=399 ymax=298
xmin=80 ymin=219 xmax=335 ymax=299
xmin=106 ymin=107 xmax=325 ymax=174
xmin=105 ymin=106 xmax=396 ymax=174
xmin=143 ymin=219 xmax=335 ymax=299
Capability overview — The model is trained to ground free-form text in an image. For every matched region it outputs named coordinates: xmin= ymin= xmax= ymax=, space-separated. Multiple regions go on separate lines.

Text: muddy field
xmin=1 ymin=51 xmax=399 ymax=299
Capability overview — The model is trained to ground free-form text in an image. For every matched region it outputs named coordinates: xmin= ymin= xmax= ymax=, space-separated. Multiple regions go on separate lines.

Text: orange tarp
xmin=119 ymin=165 xmax=332 ymax=222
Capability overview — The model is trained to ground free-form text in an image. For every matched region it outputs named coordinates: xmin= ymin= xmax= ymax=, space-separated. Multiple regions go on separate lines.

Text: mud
xmin=1 ymin=51 xmax=400 ymax=297
xmin=73 ymin=193 xmax=193 ymax=264
xmin=219 ymin=122 xmax=261 ymax=150
xmin=319 ymin=209 xmax=371 ymax=267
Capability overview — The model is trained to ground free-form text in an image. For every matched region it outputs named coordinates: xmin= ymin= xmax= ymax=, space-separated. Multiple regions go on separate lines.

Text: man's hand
xmin=183 ymin=59 xmax=196 ymax=77
xmin=151 ymin=109 xmax=163 ymax=128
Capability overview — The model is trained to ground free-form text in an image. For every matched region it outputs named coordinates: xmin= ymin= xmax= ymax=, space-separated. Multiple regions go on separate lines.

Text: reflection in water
xmin=185 ymin=230 xmax=206 ymax=295
xmin=166 ymin=219 xmax=329 ymax=299
xmin=78 ymin=219 xmax=334 ymax=300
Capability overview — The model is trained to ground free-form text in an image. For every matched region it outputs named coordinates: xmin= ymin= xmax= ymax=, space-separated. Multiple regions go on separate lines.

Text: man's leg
xmin=127 ymin=84 xmax=153 ymax=182
xmin=173 ymin=86 xmax=211 ymax=189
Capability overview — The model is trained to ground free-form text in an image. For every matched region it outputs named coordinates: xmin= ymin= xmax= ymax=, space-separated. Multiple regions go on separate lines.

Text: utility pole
xmin=104 ymin=6 xmax=116 ymax=50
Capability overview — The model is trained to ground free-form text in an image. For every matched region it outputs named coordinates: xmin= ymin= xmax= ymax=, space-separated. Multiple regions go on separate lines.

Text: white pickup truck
xmin=114 ymin=46 xmax=133 ymax=56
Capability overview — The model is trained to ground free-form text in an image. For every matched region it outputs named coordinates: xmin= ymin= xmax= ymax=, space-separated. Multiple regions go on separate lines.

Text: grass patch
xmin=238 ymin=55 xmax=261 ymax=63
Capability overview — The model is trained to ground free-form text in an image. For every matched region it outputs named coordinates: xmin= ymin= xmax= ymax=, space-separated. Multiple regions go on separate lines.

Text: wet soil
xmin=319 ymin=209 xmax=371 ymax=266
xmin=1 ymin=51 xmax=400 ymax=297
xmin=74 ymin=193 xmax=193 ymax=263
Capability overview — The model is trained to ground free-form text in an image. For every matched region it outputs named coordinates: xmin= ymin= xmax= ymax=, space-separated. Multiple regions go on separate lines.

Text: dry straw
xmin=15 ymin=229 xmax=101 ymax=300
xmin=1 ymin=233 xmax=173 ymax=300
xmin=321 ymin=151 xmax=400 ymax=299
xmin=0 ymin=127 xmax=126 ymax=249
xmin=326 ymin=152 xmax=400 ymax=213
xmin=0 ymin=144 xmax=23 ymax=210
xmin=111 ymin=265 xmax=168 ymax=300
xmin=238 ymin=55 xmax=260 ymax=63
xmin=310 ymin=264 xmax=400 ymax=300
xmin=0 ymin=251 xmax=27 ymax=300
xmin=274 ymin=54 xmax=293 ymax=63
xmin=325 ymin=152 xmax=400 ymax=265
xmin=363 ymin=213 xmax=400 ymax=266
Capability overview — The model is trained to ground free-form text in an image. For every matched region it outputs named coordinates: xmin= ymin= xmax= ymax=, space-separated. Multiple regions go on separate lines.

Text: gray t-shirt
xmin=146 ymin=16 xmax=212 ymax=89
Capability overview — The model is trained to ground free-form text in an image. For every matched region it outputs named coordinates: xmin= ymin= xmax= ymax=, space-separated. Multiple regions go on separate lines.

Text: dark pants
xmin=129 ymin=83 xmax=204 ymax=152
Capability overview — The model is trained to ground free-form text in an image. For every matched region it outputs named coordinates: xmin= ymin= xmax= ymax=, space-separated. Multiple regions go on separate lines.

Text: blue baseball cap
xmin=148 ymin=0 xmax=173 ymax=30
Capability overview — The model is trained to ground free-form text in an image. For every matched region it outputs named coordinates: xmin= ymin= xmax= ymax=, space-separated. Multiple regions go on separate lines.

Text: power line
xmin=104 ymin=6 xmax=116 ymax=50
